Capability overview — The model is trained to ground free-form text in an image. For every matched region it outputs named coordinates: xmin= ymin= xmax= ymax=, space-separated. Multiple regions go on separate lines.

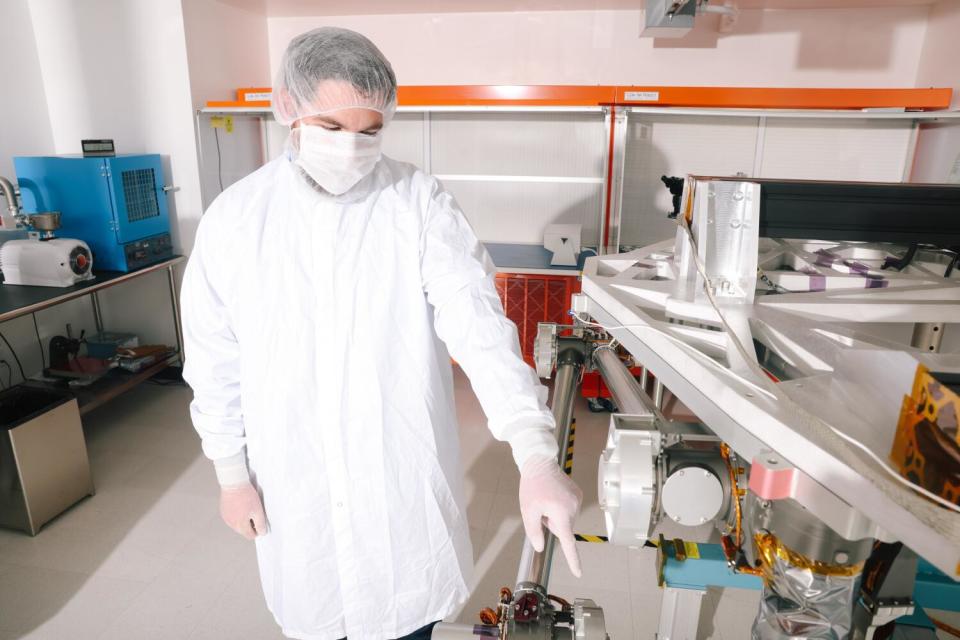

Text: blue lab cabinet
xmin=14 ymin=154 xmax=173 ymax=272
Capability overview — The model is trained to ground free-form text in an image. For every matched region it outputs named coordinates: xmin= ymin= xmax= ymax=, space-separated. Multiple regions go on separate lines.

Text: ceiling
xmin=221 ymin=0 xmax=938 ymax=18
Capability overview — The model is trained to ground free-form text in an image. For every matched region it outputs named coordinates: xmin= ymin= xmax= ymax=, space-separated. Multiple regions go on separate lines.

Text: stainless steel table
xmin=1 ymin=256 xmax=186 ymax=415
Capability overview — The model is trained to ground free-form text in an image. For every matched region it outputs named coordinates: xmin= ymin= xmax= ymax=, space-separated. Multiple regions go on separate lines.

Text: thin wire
xmin=757 ymin=267 xmax=794 ymax=294
xmin=0 ymin=361 xmax=10 ymax=389
xmin=945 ymin=248 xmax=959 ymax=278
xmin=0 ymin=331 xmax=26 ymax=382
xmin=930 ymin=614 xmax=960 ymax=639
xmin=214 ymin=126 xmax=224 ymax=193
xmin=32 ymin=313 xmax=45 ymax=369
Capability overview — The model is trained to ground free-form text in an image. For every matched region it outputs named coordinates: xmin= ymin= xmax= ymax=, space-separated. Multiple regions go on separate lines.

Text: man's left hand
xmin=518 ymin=455 xmax=583 ymax=578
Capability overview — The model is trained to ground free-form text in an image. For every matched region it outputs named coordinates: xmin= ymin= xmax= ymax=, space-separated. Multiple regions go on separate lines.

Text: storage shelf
xmin=74 ymin=354 xmax=181 ymax=415
xmin=24 ymin=353 xmax=181 ymax=417
xmin=0 ymin=257 xmax=186 ymax=324
xmin=487 ymin=242 xmax=584 ymax=276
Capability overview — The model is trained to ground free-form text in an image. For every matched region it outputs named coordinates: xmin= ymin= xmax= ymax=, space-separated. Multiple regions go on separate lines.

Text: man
xmin=181 ymin=27 xmax=581 ymax=640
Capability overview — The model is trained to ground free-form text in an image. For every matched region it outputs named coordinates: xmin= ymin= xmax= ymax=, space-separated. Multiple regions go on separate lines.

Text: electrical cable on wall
xmin=0 ymin=330 xmax=26 ymax=382
xmin=0 ymin=361 xmax=10 ymax=389
xmin=214 ymin=126 xmax=225 ymax=193
xmin=32 ymin=313 xmax=45 ymax=369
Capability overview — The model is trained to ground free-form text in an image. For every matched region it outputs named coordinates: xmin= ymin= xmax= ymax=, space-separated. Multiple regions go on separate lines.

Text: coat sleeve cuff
xmin=507 ymin=427 xmax=560 ymax=470
xmin=212 ymin=451 xmax=250 ymax=487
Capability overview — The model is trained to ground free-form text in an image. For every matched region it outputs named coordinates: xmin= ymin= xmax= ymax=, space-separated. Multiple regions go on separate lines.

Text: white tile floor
xmin=0 ymin=368 xmax=957 ymax=639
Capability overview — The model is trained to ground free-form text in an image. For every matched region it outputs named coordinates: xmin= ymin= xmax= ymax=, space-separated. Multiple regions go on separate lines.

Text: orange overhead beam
xmin=206 ymin=85 xmax=953 ymax=111
xmin=397 ymin=85 xmax=617 ymax=106
xmin=206 ymin=100 xmax=271 ymax=108
xmin=615 ymin=86 xmax=953 ymax=110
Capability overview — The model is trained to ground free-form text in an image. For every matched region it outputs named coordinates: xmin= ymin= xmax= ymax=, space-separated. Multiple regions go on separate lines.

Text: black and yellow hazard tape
xmin=573 ymin=534 xmax=659 ymax=548
xmin=574 ymin=534 xmax=608 ymax=543
xmin=563 ymin=420 xmax=577 ymax=474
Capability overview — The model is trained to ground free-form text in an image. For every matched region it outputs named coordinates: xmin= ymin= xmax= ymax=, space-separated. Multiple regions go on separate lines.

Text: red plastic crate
xmin=495 ymin=273 xmax=580 ymax=366
xmin=494 ymin=273 xmax=646 ymax=402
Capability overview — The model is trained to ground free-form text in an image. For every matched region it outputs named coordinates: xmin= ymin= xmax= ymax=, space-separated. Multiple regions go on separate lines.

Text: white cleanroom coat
xmin=181 ymin=154 xmax=559 ymax=640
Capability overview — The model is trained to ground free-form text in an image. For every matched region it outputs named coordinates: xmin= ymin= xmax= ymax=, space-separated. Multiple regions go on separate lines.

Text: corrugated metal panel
xmin=441 ymin=179 xmax=604 ymax=245
xmin=620 ymin=115 xmax=759 ymax=246
xmin=380 ymin=113 xmax=425 ymax=169
xmin=759 ymin=118 xmax=913 ymax=182
xmin=430 ymin=112 xmax=605 ymax=178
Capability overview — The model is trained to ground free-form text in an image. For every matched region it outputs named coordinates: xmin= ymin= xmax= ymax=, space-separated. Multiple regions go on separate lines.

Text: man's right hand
xmin=220 ymin=482 xmax=267 ymax=540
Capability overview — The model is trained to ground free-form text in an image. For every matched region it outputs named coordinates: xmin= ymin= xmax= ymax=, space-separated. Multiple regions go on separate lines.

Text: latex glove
xmin=220 ymin=482 xmax=267 ymax=540
xmin=519 ymin=455 xmax=583 ymax=578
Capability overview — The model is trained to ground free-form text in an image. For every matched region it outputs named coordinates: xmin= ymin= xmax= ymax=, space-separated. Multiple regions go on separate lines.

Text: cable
xmin=0 ymin=331 xmax=26 ymax=382
xmin=930 ymin=614 xmax=960 ymax=639
xmin=0 ymin=361 xmax=10 ymax=389
xmin=757 ymin=267 xmax=794 ymax=294
xmin=32 ymin=313 xmax=45 ymax=369
xmin=214 ymin=126 xmax=224 ymax=193
xmin=881 ymin=242 xmax=918 ymax=271
xmin=945 ymin=247 xmax=959 ymax=278
xmin=547 ymin=594 xmax=572 ymax=611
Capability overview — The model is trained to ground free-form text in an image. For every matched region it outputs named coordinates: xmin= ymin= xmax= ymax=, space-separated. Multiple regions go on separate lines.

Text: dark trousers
xmin=336 ymin=621 xmax=438 ymax=640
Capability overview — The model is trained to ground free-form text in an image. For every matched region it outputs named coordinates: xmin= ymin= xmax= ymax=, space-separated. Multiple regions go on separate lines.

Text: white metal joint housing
xmin=598 ymin=414 xmax=661 ymax=546
xmin=661 ymin=466 xmax=724 ymax=526
xmin=533 ymin=322 xmax=559 ymax=379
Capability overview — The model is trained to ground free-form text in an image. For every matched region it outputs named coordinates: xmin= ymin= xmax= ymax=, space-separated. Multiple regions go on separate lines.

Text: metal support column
xmin=653 ymin=378 xmax=665 ymax=411
xmin=516 ymin=344 xmax=585 ymax=592
xmin=90 ymin=291 xmax=103 ymax=334
xmin=599 ymin=107 xmax=629 ymax=255
xmin=657 ymin=587 xmax=707 ymax=640
xmin=593 ymin=346 xmax=658 ymax=416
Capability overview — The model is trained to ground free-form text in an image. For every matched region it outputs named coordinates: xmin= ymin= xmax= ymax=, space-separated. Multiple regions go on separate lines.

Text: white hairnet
xmin=272 ymin=27 xmax=397 ymax=127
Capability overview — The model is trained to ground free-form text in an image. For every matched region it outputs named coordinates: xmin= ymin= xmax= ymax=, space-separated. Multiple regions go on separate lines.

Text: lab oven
xmin=14 ymin=154 xmax=173 ymax=272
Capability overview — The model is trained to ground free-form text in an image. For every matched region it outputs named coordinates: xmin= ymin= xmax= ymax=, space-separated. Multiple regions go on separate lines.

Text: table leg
xmin=90 ymin=292 xmax=103 ymax=334
xmin=167 ymin=265 xmax=184 ymax=364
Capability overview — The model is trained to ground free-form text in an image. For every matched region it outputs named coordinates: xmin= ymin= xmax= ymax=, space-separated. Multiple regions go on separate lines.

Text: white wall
xmin=26 ymin=0 xmax=203 ymax=350
xmin=182 ymin=0 xmax=272 ymax=109
xmin=0 ymin=0 xmax=100 ymax=386
xmin=182 ymin=0 xmax=274 ymax=207
xmin=28 ymin=0 xmax=203 ymax=251
xmin=911 ymin=0 xmax=960 ymax=183
xmin=263 ymin=6 xmax=939 ymax=250
xmin=913 ymin=0 xmax=960 ymax=106
xmin=268 ymin=6 xmax=930 ymax=88
xmin=0 ymin=0 xmax=271 ymax=383
xmin=0 ymin=0 xmax=53 ymax=178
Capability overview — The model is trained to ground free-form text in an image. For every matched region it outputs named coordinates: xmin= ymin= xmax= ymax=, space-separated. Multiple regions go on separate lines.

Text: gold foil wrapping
xmin=754 ymin=533 xmax=865 ymax=580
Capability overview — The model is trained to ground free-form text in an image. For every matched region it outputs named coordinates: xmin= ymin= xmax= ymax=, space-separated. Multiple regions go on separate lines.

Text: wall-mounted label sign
xmin=624 ymin=91 xmax=661 ymax=102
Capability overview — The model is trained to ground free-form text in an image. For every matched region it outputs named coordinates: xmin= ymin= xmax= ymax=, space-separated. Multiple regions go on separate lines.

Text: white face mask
xmin=294 ymin=124 xmax=382 ymax=195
